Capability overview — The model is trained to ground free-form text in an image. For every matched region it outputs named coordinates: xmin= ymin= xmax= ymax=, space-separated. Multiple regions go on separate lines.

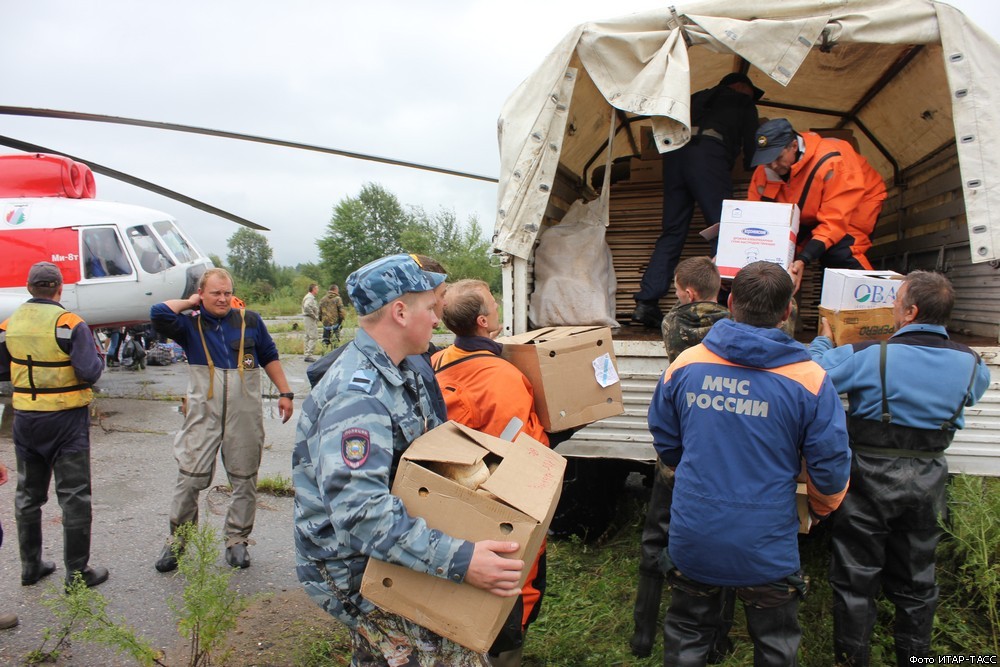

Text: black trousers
xmin=663 ymin=570 xmax=803 ymax=667
xmin=829 ymin=453 xmax=946 ymax=666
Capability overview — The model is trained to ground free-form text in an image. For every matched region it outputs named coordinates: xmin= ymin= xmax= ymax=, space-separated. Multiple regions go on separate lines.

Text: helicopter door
xmin=75 ymin=226 xmax=138 ymax=325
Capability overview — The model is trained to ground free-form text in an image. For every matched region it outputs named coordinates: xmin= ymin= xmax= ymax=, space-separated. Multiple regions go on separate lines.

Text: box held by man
xmin=715 ymin=200 xmax=800 ymax=279
xmin=820 ymin=268 xmax=903 ymax=311
xmin=498 ymin=326 xmax=624 ymax=431
xmin=361 ymin=421 xmax=566 ymax=653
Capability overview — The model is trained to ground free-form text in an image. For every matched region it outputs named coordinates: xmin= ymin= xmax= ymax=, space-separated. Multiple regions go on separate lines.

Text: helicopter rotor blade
xmin=0 ymin=134 xmax=269 ymax=231
xmin=0 ymin=106 xmax=499 ymax=184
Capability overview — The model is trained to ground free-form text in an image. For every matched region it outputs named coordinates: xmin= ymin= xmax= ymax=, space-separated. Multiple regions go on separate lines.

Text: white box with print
xmin=819 ymin=268 xmax=903 ymax=311
xmin=715 ymin=201 xmax=800 ymax=279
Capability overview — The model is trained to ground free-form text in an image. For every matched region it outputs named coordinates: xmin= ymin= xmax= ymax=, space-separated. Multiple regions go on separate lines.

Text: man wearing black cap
xmin=0 ymin=262 xmax=109 ymax=589
xmin=632 ymin=72 xmax=764 ymax=328
xmin=747 ymin=118 xmax=888 ymax=293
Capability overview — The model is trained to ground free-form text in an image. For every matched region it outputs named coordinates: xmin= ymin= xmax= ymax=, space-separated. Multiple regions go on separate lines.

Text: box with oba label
xmin=361 ymin=421 xmax=565 ymax=653
xmin=715 ymin=200 xmax=800 ymax=280
xmin=498 ymin=326 xmax=623 ymax=432
xmin=818 ymin=306 xmax=896 ymax=346
xmin=820 ymin=268 xmax=903 ymax=310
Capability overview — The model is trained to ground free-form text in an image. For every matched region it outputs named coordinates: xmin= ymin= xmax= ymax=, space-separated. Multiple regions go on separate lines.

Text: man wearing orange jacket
xmin=431 ymin=279 xmax=548 ymax=667
xmin=748 ymin=118 xmax=887 ymax=293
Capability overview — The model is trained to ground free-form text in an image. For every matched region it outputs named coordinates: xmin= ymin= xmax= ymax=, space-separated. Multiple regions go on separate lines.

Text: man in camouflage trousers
xmin=630 ymin=257 xmax=732 ymax=659
xmin=293 ymin=254 xmax=525 ymax=666
xmin=302 ymin=283 xmax=320 ymax=362
xmin=319 ymin=284 xmax=346 ymax=348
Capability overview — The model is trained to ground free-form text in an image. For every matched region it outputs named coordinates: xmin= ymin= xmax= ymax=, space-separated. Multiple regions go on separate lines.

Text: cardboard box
xmin=498 ymin=326 xmax=624 ymax=431
xmin=361 ymin=421 xmax=566 ymax=653
xmin=818 ymin=306 xmax=895 ymax=346
xmin=715 ymin=200 xmax=800 ymax=279
xmin=820 ymin=268 xmax=903 ymax=310
xmin=796 ymin=483 xmax=812 ymax=534
xmin=628 ymin=156 xmax=663 ymax=183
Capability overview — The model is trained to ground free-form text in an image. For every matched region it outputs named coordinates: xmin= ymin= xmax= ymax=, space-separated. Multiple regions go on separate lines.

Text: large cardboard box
xmin=628 ymin=156 xmax=663 ymax=183
xmin=361 ymin=421 xmax=565 ymax=653
xmin=715 ymin=200 xmax=800 ymax=279
xmin=820 ymin=268 xmax=903 ymax=310
xmin=818 ymin=306 xmax=895 ymax=346
xmin=498 ymin=326 xmax=624 ymax=431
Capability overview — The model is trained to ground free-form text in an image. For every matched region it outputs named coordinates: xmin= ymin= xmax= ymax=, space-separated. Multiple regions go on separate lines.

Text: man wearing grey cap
xmin=632 ymin=72 xmax=764 ymax=329
xmin=747 ymin=118 xmax=888 ymax=293
xmin=0 ymin=262 xmax=109 ymax=589
xmin=293 ymin=254 xmax=524 ymax=665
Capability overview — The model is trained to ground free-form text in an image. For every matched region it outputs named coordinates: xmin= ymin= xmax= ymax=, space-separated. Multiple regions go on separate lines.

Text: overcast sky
xmin=2 ymin=1 xmax=997 ymax=267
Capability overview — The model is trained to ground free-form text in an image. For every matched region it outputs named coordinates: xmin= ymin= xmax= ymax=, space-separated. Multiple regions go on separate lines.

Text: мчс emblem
xmin=242 ymin=353 xmax=256 ymax=369
xmin=757 ymin=134 xmax=768 ymax=147
xmin=342 ymin=428 xmax=371 ymax=469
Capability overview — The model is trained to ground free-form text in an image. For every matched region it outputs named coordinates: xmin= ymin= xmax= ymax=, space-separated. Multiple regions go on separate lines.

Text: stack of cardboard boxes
xmin=818 ymin=268 xmax=903 ymax=345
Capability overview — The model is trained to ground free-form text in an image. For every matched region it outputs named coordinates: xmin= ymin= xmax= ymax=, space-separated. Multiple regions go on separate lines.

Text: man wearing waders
xmin=151 ymin=267 xmax=294 ymax=571
xmin=810 ymin=271 xmax=990 ymax=666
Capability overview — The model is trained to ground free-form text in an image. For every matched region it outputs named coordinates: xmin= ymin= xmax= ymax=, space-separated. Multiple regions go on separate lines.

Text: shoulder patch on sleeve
xmin=342 ymin=428 xmax=371 ymax=469
xmin=349 ymin=370 xmax=376 ymax=393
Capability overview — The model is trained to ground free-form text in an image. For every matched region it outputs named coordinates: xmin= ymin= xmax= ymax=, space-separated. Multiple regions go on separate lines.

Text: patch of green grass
xmin=257 ymin=473 xmax=294 ymax=497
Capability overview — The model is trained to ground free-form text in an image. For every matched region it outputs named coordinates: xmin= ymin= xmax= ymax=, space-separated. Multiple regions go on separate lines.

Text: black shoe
xmin=21 ymin=560 xmax=56 ymax=586
xmin=67 ymin=566 xmax=109 ymax=589
xmin=225 ymin=543 xmax=250 ymax=569
xmin=155 ymin=542 xmax=181 ymax=573
xmin=631 ymin=302 xmax=663 ymax=329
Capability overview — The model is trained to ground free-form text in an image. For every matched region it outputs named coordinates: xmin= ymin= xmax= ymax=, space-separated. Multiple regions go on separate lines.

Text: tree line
xmin=221 ymin=183 xmax=500 ymax=306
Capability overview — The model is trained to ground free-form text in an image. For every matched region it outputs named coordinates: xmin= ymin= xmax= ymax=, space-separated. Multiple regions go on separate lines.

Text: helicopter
xmin=0 ymin=106 xmax=496 ymax=329
xmin=0 ymin=152 xmax=215 ymax=328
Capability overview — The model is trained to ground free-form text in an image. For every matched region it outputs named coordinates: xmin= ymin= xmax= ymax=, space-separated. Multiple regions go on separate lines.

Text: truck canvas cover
xmin=494 ymin=0 xmax=1000 ymax=266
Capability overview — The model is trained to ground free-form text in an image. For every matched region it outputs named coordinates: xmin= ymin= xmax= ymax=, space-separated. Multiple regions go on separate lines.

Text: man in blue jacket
xmin=649 ymin=261 xmax=851 ymax=666
xmin=810 ymin=270 xmax=990 ymax=667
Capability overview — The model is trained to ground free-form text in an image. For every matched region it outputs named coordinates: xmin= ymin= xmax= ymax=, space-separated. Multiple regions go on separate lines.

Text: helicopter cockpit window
xmin=126 ymin=225 xmax=174 ymax=274
xmin=82 ymin=228 xmax=133 ymax=279
xmin=153 ymin=220 xmax=199 ymax=264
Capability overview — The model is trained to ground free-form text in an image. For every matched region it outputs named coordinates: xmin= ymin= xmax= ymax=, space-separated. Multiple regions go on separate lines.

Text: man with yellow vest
xmin=0 ymin=262 xmax=109 ymax=589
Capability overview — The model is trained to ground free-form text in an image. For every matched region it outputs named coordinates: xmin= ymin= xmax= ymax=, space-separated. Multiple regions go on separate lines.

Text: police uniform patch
xmin=342 ymin=427 xmax=371 ymax=469
xmin=242 ymin=353 xmax=256 ymax=369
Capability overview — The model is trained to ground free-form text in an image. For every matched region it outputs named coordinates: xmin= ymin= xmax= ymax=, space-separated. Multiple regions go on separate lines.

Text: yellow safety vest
xmin=2 ymin=302 xmax=94 ymax=411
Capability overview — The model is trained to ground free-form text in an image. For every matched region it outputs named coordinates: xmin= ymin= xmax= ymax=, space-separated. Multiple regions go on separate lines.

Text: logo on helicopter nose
xmin=4 ymin=205 xmax=29 ymax=226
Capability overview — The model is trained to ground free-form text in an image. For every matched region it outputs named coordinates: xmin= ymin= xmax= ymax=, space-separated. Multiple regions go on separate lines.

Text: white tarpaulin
xmin=494 ymin=0 xmax=1000 ymax=263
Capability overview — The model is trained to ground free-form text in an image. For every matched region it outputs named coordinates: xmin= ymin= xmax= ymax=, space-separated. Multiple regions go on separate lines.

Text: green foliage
xmin=937 ymin=475 xmax=1000 ymax=656
xmin=403 ymin=208 xmax=500 ymax=292
xmin=171 ymin=522 xmax=252 ymax=667
xmin=257 ymin=473 xmax=294 ymax=497
xmin=317 ymin=183 xmax=407 ymax=285
xmin=227 ymin=228 xmax=275 ymax=284
xmin=27 ymin=574 xmax=162 ymax=666
xmin=207 ymin=253 xmax=223 ymax=268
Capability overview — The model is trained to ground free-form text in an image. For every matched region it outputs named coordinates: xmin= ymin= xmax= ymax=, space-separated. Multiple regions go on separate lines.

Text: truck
xmin=492 ymin=0 xmax=1000 ymax=536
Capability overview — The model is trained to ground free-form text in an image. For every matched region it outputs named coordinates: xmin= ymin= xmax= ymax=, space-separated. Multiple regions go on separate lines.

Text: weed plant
xmin=170 ymin=522 xmax=252 ymax=666
xmin=26 ymin=573 xmax=163 ymax=666
xmin=257 ymin=472 xmax=294 ymax=497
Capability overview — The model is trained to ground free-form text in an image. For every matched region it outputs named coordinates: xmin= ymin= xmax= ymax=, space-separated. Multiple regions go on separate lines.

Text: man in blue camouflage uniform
xmin=293 ymin=254 xmax=524 ymax=666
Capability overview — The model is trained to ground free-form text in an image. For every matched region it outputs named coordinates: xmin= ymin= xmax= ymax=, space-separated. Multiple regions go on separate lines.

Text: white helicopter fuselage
xmin=0 ymin=197 xmax=212 ymax=328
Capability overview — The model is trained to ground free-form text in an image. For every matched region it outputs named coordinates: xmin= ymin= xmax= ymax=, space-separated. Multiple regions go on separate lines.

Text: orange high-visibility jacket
xmin=431 ymin=344 xmax=549 ymax=629
xmin=748 ymin=132 xmax=887 ymax=265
